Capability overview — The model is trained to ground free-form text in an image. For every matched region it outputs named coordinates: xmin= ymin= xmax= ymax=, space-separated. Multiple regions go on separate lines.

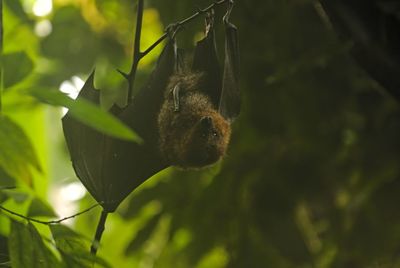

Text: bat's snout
xmin=200 ymin=116 xmax=213 ymax=129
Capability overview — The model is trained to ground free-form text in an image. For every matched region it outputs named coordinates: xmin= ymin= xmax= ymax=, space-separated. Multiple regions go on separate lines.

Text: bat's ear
xmin=219 ymin=0 xmax=240 ymax=121
xmin=192 ymin=9 xmax=222 ymax=108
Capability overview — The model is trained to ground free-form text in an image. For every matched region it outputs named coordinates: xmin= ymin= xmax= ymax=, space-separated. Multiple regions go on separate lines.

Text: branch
xmin=0 ymin=203 xmax=101 ymax=225
xmin=90 ymin=209 xmax=108 ymax=255
xmin=127 ymin=0 xmax=145 ymax=102
xmin=125 ymin=0 xmax=230 ymax=101
xmin=141 ymin=0 xmax=229 ymax=58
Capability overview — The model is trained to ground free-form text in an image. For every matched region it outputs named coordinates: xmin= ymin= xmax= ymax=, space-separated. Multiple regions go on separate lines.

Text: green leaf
xmin=0 ymin=115 xmax=41 ymax=184
xmin=50 ymin=224 xmax=86 ymax=253
xmin=0 ymin=167 xmax=16 ymax=187
xmin=125 ymin=212 xmax=162 ymax=256
xmin=27 ymin=197 xmax=57 ymax=218
xmin=4 ymin=0 xmax=31 ymax=24
xmin=9 ymin=221 xmax=61 ymax=268
xmin=0 ymin=188 xmax=28 ymax=204
xmin=3 ymin=190 xmax=29 ymax=203
xmin=3 ymin=52 xmax=34 ymax=89
xmin=9 ymin=221 xmax=34 ymax=268
xmin=50 ymin=225 xmax=111 ymax=268
xmin=29 ymin=89 xmax=142 ymax=142
xmin=0 ymin=192 xmax=9 ymax=204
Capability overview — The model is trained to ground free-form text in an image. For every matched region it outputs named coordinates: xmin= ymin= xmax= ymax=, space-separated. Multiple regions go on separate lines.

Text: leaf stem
xmin=0 ymin=203 xmax=101 ymax=225
xmin=90 ymin=209 xmax=108 ymax=255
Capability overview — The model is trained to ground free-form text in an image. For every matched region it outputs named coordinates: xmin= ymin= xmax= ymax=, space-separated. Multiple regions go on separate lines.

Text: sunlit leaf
xmin=9 ymin=221 xmax=61 ymax=268
xmin=27 ymin=197 xmax=57 ymax=218
xmin=28 ymin=89 xmax=142 ymax=142
xmin=4 ymin=0 xmax=31 ymax=24
xmin=50 ymin=225 xmax=111 ymax=268
xmin=0 ymin=115 xmax=41 ymax=184
xmin=3 ymin=52 xmax=34 ymax=89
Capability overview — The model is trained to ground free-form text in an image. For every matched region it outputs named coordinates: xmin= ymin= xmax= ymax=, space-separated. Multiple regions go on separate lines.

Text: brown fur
xmin=157 ymin=72 xmax=231 ymax=168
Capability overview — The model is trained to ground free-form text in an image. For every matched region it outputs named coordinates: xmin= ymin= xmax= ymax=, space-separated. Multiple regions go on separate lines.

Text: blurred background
xmin=1 ymin=0 xmax=400 ymax=267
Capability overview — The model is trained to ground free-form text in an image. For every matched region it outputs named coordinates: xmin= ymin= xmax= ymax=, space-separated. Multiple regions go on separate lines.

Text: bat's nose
xmin=200 ymin=116 xmax=213 ymax=129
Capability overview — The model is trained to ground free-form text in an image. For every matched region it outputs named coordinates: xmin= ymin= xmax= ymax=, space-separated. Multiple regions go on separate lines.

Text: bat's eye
xmin=212 ymin=131 xmax=218 ymax=137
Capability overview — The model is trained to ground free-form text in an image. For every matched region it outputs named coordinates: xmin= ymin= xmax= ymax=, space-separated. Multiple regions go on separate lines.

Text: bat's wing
xmin=192 ymin=3 xmax=240 ymax=121
xmin=219 ymin=1 xmax=240 ymax=121
xmin=62 ymin=38 xmax=177 ymax=212
xmin=62 ymin=71 xmax=105 ymax=203
xmin=192 ymin=10 xmax=223 ymax=109
xmin=319 ymin=0 xmax=400 ymax=101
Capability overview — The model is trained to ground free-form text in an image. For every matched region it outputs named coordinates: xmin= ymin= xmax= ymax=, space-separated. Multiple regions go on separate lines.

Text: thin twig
xmin=127 ymin=0 xmax=145 ymax=102
xmin=90 ymin=209 xmax=108 ymax=255
xmin=0 ymin=203 xmax=101 ymax=225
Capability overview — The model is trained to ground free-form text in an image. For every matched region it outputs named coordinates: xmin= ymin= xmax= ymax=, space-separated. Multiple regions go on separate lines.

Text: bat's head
xmin=158 ymin=72 xmax=232 ymax=169
xmin=181 ymin=111 xmax=231 ymax=168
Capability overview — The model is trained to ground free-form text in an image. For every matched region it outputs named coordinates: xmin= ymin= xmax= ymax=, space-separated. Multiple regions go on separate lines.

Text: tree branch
xmin=141 ymin=0 xmax=229 ymax=58
xmin=0 ymin=203 xmax=101 ymax=225
xmin=90 ymin=209 xmax=108 ymax=255
xmin=125 ymin=0 xmax=230 ymax=101
xmin=127 ymin=0 xmax=145 ymax=102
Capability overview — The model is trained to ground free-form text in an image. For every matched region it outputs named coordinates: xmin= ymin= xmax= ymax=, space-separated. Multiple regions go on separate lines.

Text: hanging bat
xmin=158 ymin=7 xmax=239 ymax=169
xmin=62 ymin=3 xmax=239 ymax=212
xmin=158 ymin=71 xmax=232 ymax=168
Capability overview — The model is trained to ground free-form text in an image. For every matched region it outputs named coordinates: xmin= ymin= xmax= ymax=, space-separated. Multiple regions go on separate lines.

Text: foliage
xmin=0 ymin=0 xmax=400 ymax=268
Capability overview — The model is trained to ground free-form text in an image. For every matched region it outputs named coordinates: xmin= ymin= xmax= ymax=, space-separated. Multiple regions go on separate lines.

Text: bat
xmin=157 ymin=71 xmax=232 ymax=168
xmin=62 ymin=4 xmax=239 ymax=212
xmin=158 ymin=8 xmax=239 ymax=168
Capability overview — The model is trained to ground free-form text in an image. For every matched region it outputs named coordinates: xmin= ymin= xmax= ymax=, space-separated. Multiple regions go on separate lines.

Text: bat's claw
xmin=173 ymin=83 xmax=181 ymax=112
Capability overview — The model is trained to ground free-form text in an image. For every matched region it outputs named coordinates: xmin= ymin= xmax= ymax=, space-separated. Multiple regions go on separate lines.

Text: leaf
xmin=27 ymin=198 xmax=57 ymax=218
xmin=0 ymin=192 xmax=9 ymax=204
xmin=4 ymin=0 xmax=31 ymax=24
xmin=9 ymin=221 xmax=34 ymax=268
xmin=29 ymin=88 xmax=142 ymax=142
xmin=9 ymin=221 xmax=61 ymax=268
xmin=50 ymin=225 xmax=111 ymax=268
xmin=3 ymin=52 xmax=34 ymax=89
xmin=0 ymin=115 xmax=41 ymax=184
xmin=125 ymin=212 xmax=162 ymax=256
xmin=0 ymin=167 xmax=16 ymax=187
xmin=3 ymin=190 xmax=29 ymax=203
xmin=50 ymin=224 xmax=86 ymax=253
